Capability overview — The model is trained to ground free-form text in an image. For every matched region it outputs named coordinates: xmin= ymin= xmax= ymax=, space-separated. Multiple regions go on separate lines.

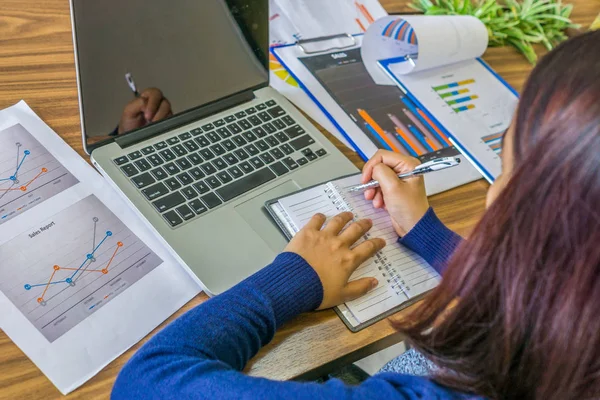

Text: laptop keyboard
xmin=113 ymin=99 xmax=328 ymax=228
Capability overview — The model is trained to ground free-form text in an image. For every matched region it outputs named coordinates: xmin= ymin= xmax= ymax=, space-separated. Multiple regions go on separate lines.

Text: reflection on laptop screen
xmin=72 ymin=0 xmax=269 ymax=143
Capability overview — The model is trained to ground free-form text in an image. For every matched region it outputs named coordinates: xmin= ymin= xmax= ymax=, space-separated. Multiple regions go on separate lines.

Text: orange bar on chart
xmin=355 ymin=18 xmax=367 ymax=32
xmin=358 ymin=109 xmax=401 ymax=153
xmin=416 ymin=109 xmax=452 ymax=146
xmin=356 ymin=2 xmax=375 ymax=24
xmin=395 ymin=127 xmax=422 ymax=156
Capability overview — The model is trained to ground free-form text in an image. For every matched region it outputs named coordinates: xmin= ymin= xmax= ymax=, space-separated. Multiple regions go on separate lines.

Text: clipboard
xmin=270 ymin=34 xmax=483 ymax=196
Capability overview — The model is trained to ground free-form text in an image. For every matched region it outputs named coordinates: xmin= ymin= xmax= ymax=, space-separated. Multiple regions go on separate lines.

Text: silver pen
xmin=346 ymin=157 xmax=462 ymax=193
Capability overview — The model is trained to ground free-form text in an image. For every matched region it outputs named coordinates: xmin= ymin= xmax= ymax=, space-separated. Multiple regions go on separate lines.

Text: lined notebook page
xmin=277 ymin=175 xmax=440 ymax=324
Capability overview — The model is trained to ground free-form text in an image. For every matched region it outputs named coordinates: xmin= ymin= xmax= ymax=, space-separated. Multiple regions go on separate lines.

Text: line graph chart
xmin=0 ymin=124 xmax=79 ymax=225
xmin=0 ymin=195 xmax=162 ymax=342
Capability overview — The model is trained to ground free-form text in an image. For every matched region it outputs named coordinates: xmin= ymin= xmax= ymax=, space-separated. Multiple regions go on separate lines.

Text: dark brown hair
xmin=396 ymin=31 xmax=600 ymax=399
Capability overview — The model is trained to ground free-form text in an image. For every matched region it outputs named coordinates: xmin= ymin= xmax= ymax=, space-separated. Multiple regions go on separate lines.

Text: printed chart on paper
xmin=0 ymin=195 xmax=162 ymax=342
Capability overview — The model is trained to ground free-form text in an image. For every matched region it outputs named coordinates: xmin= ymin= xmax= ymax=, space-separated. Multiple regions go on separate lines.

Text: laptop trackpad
xmin=235 ymin=180 xmax=301 ymax=253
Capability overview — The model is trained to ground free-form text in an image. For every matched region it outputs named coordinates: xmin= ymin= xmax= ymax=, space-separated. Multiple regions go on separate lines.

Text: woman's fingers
xmin=323 ymin=212 xmax=354 ymax=235
xmin=305 ymin=213 xmax=327 ymax=230
xmin=339 ymin=219 xmax=372 ymax=245
xmin=361 ymin=150 xmax=420 ymax=184
xmin=352 ymin=238 xmax=386 ymax=265
xmin=342 ymin=278 xmax=379 ymax=303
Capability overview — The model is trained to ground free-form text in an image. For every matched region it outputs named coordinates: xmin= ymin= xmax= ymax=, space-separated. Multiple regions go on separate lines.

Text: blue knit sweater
xmin=112 ymin=208 xmax=469 ymax=399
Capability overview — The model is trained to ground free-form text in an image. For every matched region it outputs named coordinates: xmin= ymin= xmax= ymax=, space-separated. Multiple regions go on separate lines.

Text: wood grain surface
xmin=0 ymin=0 xmax=598 ymax=398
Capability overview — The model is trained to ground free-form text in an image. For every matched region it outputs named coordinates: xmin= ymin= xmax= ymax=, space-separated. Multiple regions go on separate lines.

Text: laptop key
xmin=224 ymin=153 xmax=238 ymax=165
xmin=245 ymin=107 xmax=257 ymax=114
xmin=201 ymin=193 xmax=223 ymax=209
xmin=189 ymin=199 xmax=208 ymax=215
xmin=258 ymin=111 xmax=272 ymax=122
xmin=316 ymin=148 xmax=327 ymax=157
xmin=217 ymin=171 xmax=233 ymax=184
xmin=154 ymin=141 xmax=168 ymax=150
xmin=238 ymin=119 xmax=252 ymax=130
xmin=199 ymin=149 xmax=215 ymax=160
xmin=260 ymin=153 xmax=275 ymax=164
xmin=214 ymin=119 xmax=226 ymax=127
xmin=225 ymin=115 xmax=236 ymax=123
xmin=142 ymin=182 xmax=169 ymax=200
xmin=234 ymin=148 xmax=249 ymax=160
xmin=290 ymin=135 xmax=315 ymax=151
xmin=255 ymin=139 xmax=269 ymax=152
xmin=148 ymin=154 xmax=164 ymax=166
xmin=141 ymin=146 xmax=155 ymax=155
xmin=243 ymin=131 xmax=258 ymax=142
xmin=202 ymin=123 xmax=215 ymax=131
xmin=189 ymin=167 xmax=205 ymax=180
xmin=153 ymin=191 xmax=185 ymax=212
xmin=151 ymin=167 xmax=168 ymax=180
xmin=283 ymin=157 xmax=299 ymax=170
xmin=200 ymin=162 xmax=217 ymax=175
xmin=270 ymin=161 xmax=289 ymax=177
xmin=167 ymin=137 xmax=180 ymax=145
xmin=183 ymin=140 xmax=199 ymax=152
xmin=163 ymin=210 xmax=183 ymax=227
xmin=181 ymin=186 xmax=198 ymax=200
xmin=265 ymin=100 xmax=277 ymax=107
xmin=253 ymin=126 xmax=267 ymax=137
xmin=191 ymin=128 xmax=203 ymax=136
xmin=297 ymin=157 xmax=308 ymax=166
xmin=131 ymin=173 xmax=156 ymax=189
xmin=176 ymin=158 xmax=192 ymax=170
xmin=179 ymin=132 xmax=192 ymax=140
xmin=193 ymin=181 xmax=210 ymax=194
xmin=114 ymin=156 xmax=129 ymax=166
xmin=212 ymin=158 xmax=228 ymax=170
xmin=249 ymin=157 xmax=264 ymax=169
xmin=264 ymin=123 xmax=277 ymax=134
xmin=248 ymin=115 xmax=262 ymax=126
xmin=235 ymin=111 xmax=247 ymax=119
xmin=222 ymin=139 xmax=236 ymax=151
xmin=239 ymin=161 xmax=254 ymax=174
xmin=272 ymin=119 xmax=286 ymax=131
xmin=207 ymin=131 xmax=221 ymax=143
xmin=270 ymin=148 xmax=285 ymax=159
xmin=285 ymin=125 xmax=305 ymax=139
xmin=245 ymin=144 xmax=260 ymax=156
xmin=227 ymin=123 xmax=242 ymax=135
xmin=267 ymin=106 xmax=286 ymax=118
xmin=176 ymin=172 xmax=193 ymax=186
xmin=128 ymin=151 xmax=143 ymax=160
xmin=210 ymin=143 xmax=226 ymax=156
xmin=265 ymin=136 xmax=279 ymax=147
xmin=275 ymin=132 xmax=289 ymax=143
xmin=164 ymin=163 xmax=181 ymax=175
xmin=206 ymin=176 xmax=222 ymax=189
xmin=187 ymin=153 xmax=203 ymax=165
xmin=135 ymin=158 xmax=152 ymax=171
xmin=256 ymin=103 xmax=267 ymax=111
xmin=160 ymin=149 xmax=177 ymax=161
xmin=165 ymin=177 xmax=182 ymax=190
xmin=232 ymin=136 xmax=247 ymax=147
xmin=281 ymin=144 xmax=294 ymax=155
xmin=282 ymin=115 xmax=296 ymax=126
xmin=176 ymin=204 xmax=195 ymax=220
xmin=216 ymin=168 xmax=277 ymax=202
xmin=195 ymin=135 xmax=211 ymax=148
xmin=217 ymin=127 xmax=231 ymax=139
xmin=120 ymin=164 xmax=139 ymax=177
xmin=228 ymin=166 xmax=243 ymax=178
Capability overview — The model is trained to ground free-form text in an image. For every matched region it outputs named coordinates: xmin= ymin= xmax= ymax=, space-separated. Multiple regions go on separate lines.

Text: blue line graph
xmin=0 ymin=146 xmax=30 ymax=183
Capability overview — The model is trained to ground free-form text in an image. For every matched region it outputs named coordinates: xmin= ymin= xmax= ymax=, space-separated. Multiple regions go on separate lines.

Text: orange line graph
xmin=38 ymin=266 xmax=59 ymax=303
xmin=0 ymin=168 xmax=47 ymax=193
xmin=358 ymin=109 xmax=401 ymax=153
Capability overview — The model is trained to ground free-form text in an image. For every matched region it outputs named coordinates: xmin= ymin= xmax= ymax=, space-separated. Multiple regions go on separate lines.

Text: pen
xmin=125 ymin=72 xmax=140 ymax=97
xmin=346 ymin=156 xmax=461 ymax=193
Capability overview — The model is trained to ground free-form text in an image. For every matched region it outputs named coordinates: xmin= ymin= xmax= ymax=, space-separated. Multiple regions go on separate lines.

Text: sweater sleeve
xmin=399 ymin=208 xmax=463 ymax=276
xmin=111 ymin=252 xmax=464 ymax=400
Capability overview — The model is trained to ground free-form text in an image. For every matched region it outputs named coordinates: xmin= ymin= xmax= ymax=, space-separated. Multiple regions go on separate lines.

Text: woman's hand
xmin=285 ymin=212 xmax=386 ymax=310
xmin=362 ymin=150 xmax=429 ymax=237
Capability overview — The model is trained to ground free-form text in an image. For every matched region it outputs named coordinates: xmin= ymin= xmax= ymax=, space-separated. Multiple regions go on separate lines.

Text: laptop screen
xmin=72 ymin=0 xmax=269 ymax=145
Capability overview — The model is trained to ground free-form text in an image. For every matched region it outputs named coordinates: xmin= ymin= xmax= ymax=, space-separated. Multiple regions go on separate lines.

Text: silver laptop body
xmin=70 ymin=0 xmax=357 ymax=295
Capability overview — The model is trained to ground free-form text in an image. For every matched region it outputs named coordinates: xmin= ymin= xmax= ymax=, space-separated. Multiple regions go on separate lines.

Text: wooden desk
xmin=0 ymin=1 xmax=597 ymax=398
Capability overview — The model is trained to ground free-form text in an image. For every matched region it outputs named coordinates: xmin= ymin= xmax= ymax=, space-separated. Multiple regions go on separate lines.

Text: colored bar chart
xmin=482 ymin=132 xmax=504 ymax=154
xmin=432 ymin=79 xmax=475 ymax=91
xmin=432 ymin=78 xmax=479 ymax=113
xmin=381 ymin=18 xmax=417 ymax=45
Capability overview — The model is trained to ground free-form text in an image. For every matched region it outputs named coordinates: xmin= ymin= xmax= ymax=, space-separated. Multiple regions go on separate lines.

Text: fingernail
xmin=371 ymin=279 xmax=379 ymax=289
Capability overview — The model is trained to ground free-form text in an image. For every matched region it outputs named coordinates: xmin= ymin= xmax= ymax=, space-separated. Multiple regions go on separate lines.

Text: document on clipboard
xmin=271 ymin=34 xmax=482 ymax=195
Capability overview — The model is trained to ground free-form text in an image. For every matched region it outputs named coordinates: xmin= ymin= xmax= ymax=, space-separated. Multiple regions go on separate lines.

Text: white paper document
xmin=0 ymin=101 xmax=200 ymax=394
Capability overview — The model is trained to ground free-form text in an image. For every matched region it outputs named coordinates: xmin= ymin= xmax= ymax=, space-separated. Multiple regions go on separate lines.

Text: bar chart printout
xmin=0 ymin=195 xmax=162 ymax=342
xmin=299 ymin=48 xmax=460 ymax=162
xmin=432 ymin=79 xmax=479 ymax=113
xmin=0 ymin=124 xmax=79 ymax=224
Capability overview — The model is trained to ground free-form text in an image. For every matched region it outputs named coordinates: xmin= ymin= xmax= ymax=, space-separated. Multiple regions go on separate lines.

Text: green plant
xmin=410 ymin=0 xmax=580 ymax=63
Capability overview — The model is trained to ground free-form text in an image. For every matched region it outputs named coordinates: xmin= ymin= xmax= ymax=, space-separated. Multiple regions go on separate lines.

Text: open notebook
xmin=265 ymin=174 xmax=440 ymax=332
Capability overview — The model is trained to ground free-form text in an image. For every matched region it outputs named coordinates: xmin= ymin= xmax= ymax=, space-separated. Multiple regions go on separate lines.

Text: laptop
xmin=69 ymin=0 xmax=357 ymax=295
